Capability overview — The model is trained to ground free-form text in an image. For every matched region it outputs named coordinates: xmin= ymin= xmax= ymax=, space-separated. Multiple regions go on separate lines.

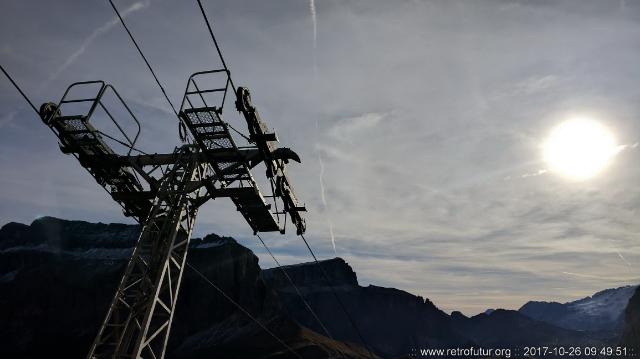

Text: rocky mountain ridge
xmin=1 ymin=216 xmax=638 ymax=358
xmin=0 ymin=217 xmax=372 ymax=358
xmin=519 ymin=285 xmax=638 ymax=335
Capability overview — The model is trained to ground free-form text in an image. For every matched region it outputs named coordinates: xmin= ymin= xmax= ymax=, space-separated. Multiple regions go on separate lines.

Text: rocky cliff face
xmin=262 ymin=257 xmax=359 ymax=288
xmin=0 ymin=217 xmax=373 ymax=359
xmin=0 ymin=216 xmax=140 ymax=250
xmin=620 ymin=286 xmax=640 ymax=349
xmin=0 ymin=217 xmax=137 ymax=358
xmin=1 ymin=217 xmax=631 ymax=358
xmin=264 ymin=260 xmax=469 ymax=358
xmin=519 ymin=285 xmax=638 ymax=337
xmin=263 ymin=260 xmax=613 ymax=357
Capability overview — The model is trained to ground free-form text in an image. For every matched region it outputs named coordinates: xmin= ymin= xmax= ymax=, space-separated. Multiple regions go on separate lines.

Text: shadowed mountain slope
xmin=519 ymin=285 xmax=638 ymax=336
xmin=0 ymin=217 xmax=630 ymax=358
xmin=620 ymin=286 xmax=640 ymax=350
xmin=0 ymin=217 xmax=373 ymax=359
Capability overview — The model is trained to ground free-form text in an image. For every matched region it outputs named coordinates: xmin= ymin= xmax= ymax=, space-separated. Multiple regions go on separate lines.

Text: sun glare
xmin=543 ymin=117 xmax=617 ymax=181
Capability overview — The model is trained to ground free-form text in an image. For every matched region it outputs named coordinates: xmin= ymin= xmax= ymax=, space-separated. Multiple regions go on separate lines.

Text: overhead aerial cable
xmin=2 ymin=64 xmax=144 ymax=156
xmin=186 ymin=261 xmax=303 ymax=359
xmin=107 ymin=0 xmax=191 ymax=142
xmin=109 ymin=1 xmax=369 ymax=356
xmin=0 ymin=64 xmax=39 ymax=116
xmin=191 ymin=3 xmax=375 ymax=355
xmin=255 ymin=234 xmax=341 ymax=348
xmin=195 ymin=0 xmax=237 ymax=94
xmin=299 ymin=233 xmax=376 ymax=359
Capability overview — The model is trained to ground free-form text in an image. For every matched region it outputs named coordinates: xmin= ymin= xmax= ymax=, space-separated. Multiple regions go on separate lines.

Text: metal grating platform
xmin=40 ymin=81 xmax=153 ymax=221
xmin=48 ymin=114 xmax=152 ymax=220
xmin=180 ymin=106 xmax=280 ymax=233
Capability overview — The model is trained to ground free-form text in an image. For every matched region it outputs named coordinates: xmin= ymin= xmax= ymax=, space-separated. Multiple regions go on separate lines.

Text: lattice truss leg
xmin=88 ymin=146 xmax=205 ymax=359
xmin=33 ymin=71 xmax=307 ymax=359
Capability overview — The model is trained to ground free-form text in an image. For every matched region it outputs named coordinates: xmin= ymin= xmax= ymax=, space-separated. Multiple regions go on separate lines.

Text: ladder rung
xmin=200 ymin=132 xmax=229 ymax=140
xmin=186 ymin=88 xmax=226 ymax=95
xmin=60 ymin=98 xmax=97 ymax=104
xmin=62 ymin=129 xmax=93 ymax=135
xmin=57 ymin=115 xmax=85 ymax=121
xmin=182 ymin=106 xmax=220 ymax=114
xmin=190 ymin=122 xmax=224 ymax=128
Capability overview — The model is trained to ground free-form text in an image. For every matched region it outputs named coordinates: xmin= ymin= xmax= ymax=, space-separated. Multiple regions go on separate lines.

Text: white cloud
xmin=2 ymin=0 xmax=640 ymax=315
xmin=327 ymin=112 xmax=388 ymax=142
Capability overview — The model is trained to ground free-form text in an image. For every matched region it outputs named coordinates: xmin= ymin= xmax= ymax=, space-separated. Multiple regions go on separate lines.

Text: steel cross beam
xmin=36 ymin=73 xmax=307 ymax=359
xmin=87 ymin=145 xmax=205 ymax=359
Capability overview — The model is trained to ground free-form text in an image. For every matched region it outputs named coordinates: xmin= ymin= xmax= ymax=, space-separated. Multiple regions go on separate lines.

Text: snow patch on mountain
xmin=519 ymin=285 xmax=639 ymax=334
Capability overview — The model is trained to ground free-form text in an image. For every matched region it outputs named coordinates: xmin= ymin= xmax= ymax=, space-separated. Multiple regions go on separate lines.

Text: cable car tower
xmin=37 ymin=67 xmax=307 ymax=358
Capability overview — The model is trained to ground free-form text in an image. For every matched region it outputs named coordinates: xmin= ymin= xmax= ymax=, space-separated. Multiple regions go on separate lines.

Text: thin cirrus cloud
xmin=40 ymin=0 xmax=151 ymax=92
xmin=0 ymin=0 xmax=639 ymax=314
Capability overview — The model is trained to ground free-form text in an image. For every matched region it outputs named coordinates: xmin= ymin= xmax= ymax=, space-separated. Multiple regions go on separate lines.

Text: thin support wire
xmin=299 ymin=233 xmax=376 ymax=359
xmin=108 ymin=0 xmax=194 ymax=144
xmin=97 ymin=130 xmax=148 ymax=155
xmin=227 ymin=122 xmax=252 ymax=143
xmin=0 ymin=64 xmax=39 ymax=115
xmin=0 ymin=65 xmax=151 ymax=225
xmin=186 ymin=261 xmax=303 ymax=359
xmin=107 ymin=0 xmax=178 ymax=117
xmin=196 ymin=0 xmax=237 ymax=94
xmin=256 ymin=233 xmax=347 ymax=359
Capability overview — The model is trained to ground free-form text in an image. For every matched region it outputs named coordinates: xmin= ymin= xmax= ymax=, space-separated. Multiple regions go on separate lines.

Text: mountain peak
xmin=590 ymin=285 xmax=637 ymax=299
xmin=2 ymin=216 xmax=636 ymax=357
xmin=450 ymin=311 xmax=468 ymax=320
xmin=31 ymin=215 xmax=67 ymax=225
xmin=190 ymin=233 xmax=238 ymax=249
xmin=262 ymin=257 xmax=359 ymax=288
xmin=0 ymin=216 xmax=140 ymax=251
xmin=519 ymin=285 xmax=639 ymax=333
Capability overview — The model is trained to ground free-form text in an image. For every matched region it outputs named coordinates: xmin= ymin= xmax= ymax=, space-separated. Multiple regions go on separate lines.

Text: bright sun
xmin=543 ymin=117 xmax=617 ymax=181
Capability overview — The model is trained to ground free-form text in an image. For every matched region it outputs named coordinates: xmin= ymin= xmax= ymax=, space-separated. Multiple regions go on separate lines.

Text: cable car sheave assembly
xmin=0 ymin=0 xmax=377 ymax=356
xmin=37 ymin=68 xmax=307 ymax=358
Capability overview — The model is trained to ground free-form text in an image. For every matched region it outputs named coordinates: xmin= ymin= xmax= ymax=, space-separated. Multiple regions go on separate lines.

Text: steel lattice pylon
xmin=38 ymin=70 xmax=307 ymax=359
xmin=88 ymin=145 xmax=204 ymax=358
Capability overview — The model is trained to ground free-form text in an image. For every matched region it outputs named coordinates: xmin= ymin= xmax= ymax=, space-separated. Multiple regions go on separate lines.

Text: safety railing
xmin=54 ymin=81 xmax=141 ymax=155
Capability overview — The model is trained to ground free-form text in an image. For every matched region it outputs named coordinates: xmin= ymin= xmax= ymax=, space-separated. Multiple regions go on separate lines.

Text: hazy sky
xmin=1 ymin=0 xmax=639 ymax=314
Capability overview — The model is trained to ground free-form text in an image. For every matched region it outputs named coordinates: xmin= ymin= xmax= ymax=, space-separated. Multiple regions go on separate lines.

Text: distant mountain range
xmin=1 ymin=217 xmax=638 ymax=358
xmin=519 ymin=285 xmax=638 ymax=335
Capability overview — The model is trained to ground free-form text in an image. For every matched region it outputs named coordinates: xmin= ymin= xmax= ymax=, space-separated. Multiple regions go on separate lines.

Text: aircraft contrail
xmin=562 ymin=271 xmax=639 ymax=281
xmin=608 ymin=239 xmax=632 ymax=267
xmin=309 ymin=0 xmax=318 ymax=75
xmin=42 ymin=1 xmax=150 ymax=90
xmin=617 ymin=252 xmax=632 ymax=267
xmin=307 ymin=1 xmax=333 ymax=253
xmin=318 ymin=154 xmax=337 ymax=254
